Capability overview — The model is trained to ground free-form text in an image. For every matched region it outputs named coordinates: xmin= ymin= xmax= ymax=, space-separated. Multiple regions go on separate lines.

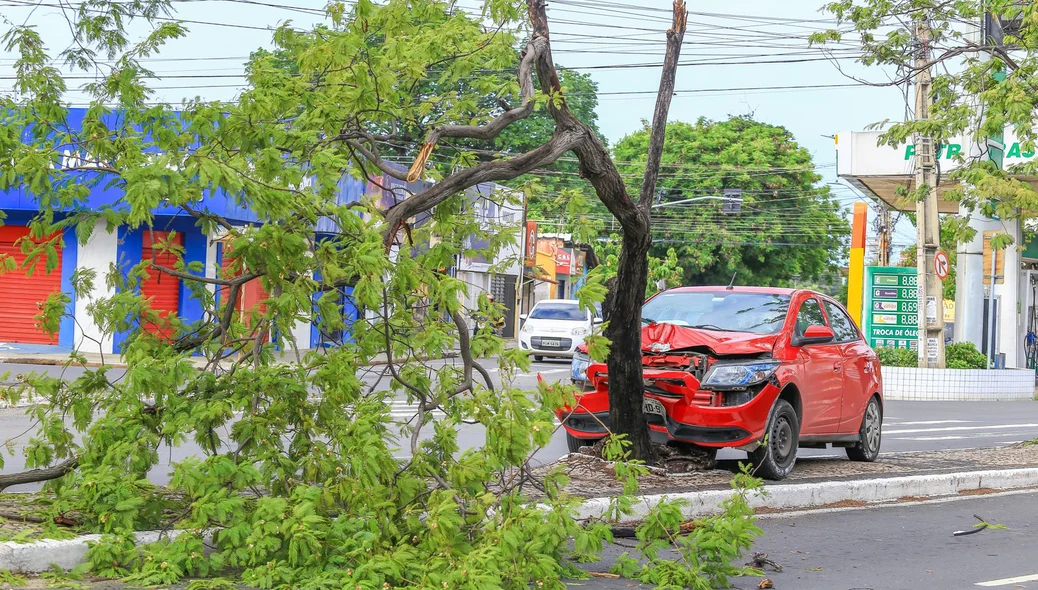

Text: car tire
xmin=749 ymin=399 xmax=800 ymax=481
xmin=846 ymin=396 xmax=882 ymax=462
xmin=533 ymin=355 xmax=543 ymax=362
xmin=567 ymin=433 xmax=600 ymax=454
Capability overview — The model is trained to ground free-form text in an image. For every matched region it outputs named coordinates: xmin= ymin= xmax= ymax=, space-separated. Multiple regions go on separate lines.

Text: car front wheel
xmin=749 ymin=399 xmax=800 ymax=480
xmin=846 ymin=396 xmax=882 ymax=462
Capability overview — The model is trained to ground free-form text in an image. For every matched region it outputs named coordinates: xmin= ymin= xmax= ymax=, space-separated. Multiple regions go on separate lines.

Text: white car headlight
xmin=571 ymin=326 xmax=589 ymax=336
xmin=701 ymin=360 xmax=780 ymax=389
xmin=521 ymin=323 xmax=533 ymax=334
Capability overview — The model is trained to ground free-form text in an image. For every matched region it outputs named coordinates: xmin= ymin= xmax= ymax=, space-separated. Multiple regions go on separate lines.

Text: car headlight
xmin=572 ymin=326 xmax=589 ymax=336
xmin=571 ymin=352 xmax=590 ymax=381
xmin=701 ymin=360 xmax=780 ymax=389
xmin=521 ymin=323 xmax=533 ymax=334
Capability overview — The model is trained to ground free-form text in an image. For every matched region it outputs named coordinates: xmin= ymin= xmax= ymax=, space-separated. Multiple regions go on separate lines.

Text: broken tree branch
xmin=406 ymin=36 xmax=546 ymax=182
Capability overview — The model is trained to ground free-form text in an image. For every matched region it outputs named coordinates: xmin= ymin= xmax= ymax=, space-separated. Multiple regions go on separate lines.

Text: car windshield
xmin=530 ymin=302 xmax=587 ymax=321
xmin=641 ymin=291 xmax=791 ymax=335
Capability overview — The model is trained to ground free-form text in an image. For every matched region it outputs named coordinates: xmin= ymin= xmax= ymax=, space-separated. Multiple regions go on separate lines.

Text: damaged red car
xmin=559 ymin=286 xmax=883 ymax=480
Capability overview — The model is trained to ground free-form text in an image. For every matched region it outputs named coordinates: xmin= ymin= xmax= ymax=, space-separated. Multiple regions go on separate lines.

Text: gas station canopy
xmin=835 ymin=130 xmax=1038 ymax=214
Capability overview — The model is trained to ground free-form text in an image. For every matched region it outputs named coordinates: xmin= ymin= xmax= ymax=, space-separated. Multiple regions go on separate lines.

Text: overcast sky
xmin=0 ymin=0 xmax=921 ymax=253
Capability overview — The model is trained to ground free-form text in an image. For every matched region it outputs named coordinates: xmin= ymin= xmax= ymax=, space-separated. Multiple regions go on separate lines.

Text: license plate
xmin=541 ymin=339 xmax=561 ymax=348
xmin=643 ymin=397 xmax=666 ymax=418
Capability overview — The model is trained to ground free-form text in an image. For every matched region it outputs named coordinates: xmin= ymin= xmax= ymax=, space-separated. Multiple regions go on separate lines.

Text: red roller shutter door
xmin=0 ymin=226 xmax=62 ymax=345
xmin=219 ymin=242 xmax=269 ymax=342
xmin=141 ymin=232 xmax=182 ymax=340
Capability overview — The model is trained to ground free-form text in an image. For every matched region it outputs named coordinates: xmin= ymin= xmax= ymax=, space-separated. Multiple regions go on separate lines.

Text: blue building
xmin=0 ymin=108 xmax=380 ymax=355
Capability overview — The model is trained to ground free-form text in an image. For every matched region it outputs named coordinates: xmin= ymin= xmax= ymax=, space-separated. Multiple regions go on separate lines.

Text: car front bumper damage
xmin=557 ymin=362 xmax=781 ymax=447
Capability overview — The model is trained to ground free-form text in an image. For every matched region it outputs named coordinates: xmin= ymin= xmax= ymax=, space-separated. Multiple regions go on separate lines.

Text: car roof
xmin=533 ymin=299 xmax=581 ymax=305
xmin=663 ymin=286 xmax=799 ymax=296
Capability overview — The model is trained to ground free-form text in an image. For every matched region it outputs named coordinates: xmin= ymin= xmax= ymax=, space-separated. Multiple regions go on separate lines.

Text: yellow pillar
xmin=847 ymin=202 xmax=867 ymax=328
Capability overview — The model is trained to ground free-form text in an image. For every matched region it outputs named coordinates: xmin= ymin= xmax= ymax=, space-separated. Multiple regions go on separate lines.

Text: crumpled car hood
xmin=640 ymin=322 xmax=778 ymax=356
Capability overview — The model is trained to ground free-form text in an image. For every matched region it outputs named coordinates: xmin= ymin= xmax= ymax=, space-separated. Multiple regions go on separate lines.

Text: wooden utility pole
xmin=877 ymin=206 xmax=892 ymax=266
xmin=913 ymin=19 xmax=946 ymax=368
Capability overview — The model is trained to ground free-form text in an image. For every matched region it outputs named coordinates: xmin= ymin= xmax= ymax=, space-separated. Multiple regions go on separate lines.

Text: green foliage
xmin=591 ymin=234 xmax=684 ymax=298
xmin=874 ymin=347 xmax=918 ymax=368
xmin=876 ymin=343 xmax=990 ymax=369
xmin=607 ymin=456 xmax=764 ymax=590
xmin=814 ymin=0 xmax=1038 ymax=233
xmin=612 ymin=117 xmax=849 ymax=288
xmin=946 ymin=342 xmax=989 ymax=369
xmin=0 ymin=0 xmax=765 ymax=587
xmin=40 ymin=563 xmax=87 ymax=589
xmin=0 ymin=569 xmax=27 ymax=587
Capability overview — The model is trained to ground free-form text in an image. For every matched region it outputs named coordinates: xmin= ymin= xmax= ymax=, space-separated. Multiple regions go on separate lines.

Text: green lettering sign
xmin=903 ymin=143 xmax=964 ymax=161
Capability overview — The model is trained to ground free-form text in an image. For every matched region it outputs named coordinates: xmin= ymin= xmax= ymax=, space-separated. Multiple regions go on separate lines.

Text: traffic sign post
xmin=934 ymin=250 xmax=950 ymax=281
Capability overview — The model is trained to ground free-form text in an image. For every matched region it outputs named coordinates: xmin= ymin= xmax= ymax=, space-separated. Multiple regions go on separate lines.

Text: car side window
xmin=823 ymin=301 xmax=860 ymax=343
xmin=795 ymin=298 xmax=827 ymax=335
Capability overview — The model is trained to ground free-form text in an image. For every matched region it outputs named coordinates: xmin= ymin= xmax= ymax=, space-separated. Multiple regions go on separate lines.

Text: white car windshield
xmin=530 ymin=302 xmax=587 ymax=321
xmin=641 ymin=292 xmax=791 ymax=335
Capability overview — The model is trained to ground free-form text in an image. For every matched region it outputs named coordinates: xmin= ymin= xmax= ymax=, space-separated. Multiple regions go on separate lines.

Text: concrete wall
xmin=882 ymin=366 xmax=1035 ymax=401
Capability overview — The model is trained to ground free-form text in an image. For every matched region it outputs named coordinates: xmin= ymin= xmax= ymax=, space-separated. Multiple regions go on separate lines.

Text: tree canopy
xmin=611 ymin=117 xmax=850 ymax=288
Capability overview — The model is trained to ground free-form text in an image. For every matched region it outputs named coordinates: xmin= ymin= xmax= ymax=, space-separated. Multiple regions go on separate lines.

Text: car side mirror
xmin=592 ymin=317 xmax=604 ymax=325
xmin=519 ymin=314 xmax=528 ymax=321
xmin=794 ymin=325 xmax=835 ymax=346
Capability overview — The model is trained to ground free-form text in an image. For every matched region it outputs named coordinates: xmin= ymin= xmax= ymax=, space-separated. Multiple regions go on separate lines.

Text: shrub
xmin=875 ymin=343 xmax=989 ymax=369
xmin=945 ymin=342 xmax=989 ymax=369
xmin=874 ymin=347 xmax=917 ymax=367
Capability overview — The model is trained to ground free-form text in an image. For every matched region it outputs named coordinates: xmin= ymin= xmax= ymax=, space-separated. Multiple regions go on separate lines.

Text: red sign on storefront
xmin=523 ymin=221 xmax=538 ymax=267
xmin=556 ymin=248 xmax=572 ymax=275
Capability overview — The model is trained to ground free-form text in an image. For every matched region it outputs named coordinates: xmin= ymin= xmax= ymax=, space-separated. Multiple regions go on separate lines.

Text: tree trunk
xmin=604 ymin=227 xmax=653 ymax=461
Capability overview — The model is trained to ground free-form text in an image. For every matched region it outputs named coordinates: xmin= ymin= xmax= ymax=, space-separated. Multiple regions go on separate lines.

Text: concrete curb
xmin=4 ymin=468 xmax=1037 ymax=573
xmin=574 ymin=467 xmax=1038 ymax=523
xmin=0 ymin=530 xmax=181 ymax=574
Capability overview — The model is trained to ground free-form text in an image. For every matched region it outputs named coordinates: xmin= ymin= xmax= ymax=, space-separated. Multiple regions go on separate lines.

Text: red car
xmin=558 ymin=286 xmax=883 ymax=480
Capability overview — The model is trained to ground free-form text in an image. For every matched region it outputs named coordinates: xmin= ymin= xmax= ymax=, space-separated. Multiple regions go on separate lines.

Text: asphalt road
xmin=1 ymin=358 xmax=1037 ymax=490
xmin=572 ymin=490 xmax=1038 ymax=589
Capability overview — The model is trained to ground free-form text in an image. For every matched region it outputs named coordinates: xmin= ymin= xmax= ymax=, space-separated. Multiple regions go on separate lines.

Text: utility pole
xmin=913 ymin=19 xmax=946 ymax=368
xmin=873 ymin=205 xmax=892 ymax=266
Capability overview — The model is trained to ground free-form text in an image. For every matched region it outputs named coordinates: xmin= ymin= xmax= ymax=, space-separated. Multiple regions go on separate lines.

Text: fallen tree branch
xmin=0 ymin=456 xmax=80 ymax=492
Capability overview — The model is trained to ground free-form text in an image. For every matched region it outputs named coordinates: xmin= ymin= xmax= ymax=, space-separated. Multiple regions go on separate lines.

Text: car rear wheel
xmin=846 ymin=396 xmax=882 ymax=462
xmin=567 ymin=433 xmax=600 ymax=454
xmin=749 ymin=399 xmax=800 ymax=481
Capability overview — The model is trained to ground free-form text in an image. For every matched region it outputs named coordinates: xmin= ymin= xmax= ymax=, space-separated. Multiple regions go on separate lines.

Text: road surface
xmin=1 ymin=358 xmax=1037 ymax=489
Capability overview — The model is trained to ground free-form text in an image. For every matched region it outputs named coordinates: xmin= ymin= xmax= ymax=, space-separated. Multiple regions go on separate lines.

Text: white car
xmin=518 ymin=299 xmax=600 ymax=360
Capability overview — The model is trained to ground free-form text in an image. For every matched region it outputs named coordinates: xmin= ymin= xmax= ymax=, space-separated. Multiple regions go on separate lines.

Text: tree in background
xmin=612 ymin=117 xmax=849 ymax=288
